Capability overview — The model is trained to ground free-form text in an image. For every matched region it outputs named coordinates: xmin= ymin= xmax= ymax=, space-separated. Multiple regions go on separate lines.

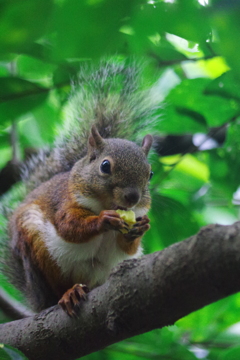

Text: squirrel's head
xmin=70 ymin=126 xmax=153 ymax=215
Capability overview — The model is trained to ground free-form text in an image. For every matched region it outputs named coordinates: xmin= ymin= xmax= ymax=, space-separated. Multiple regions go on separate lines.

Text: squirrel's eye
xmin=149 ymin=171 xmax=154 ymax=180
xmin=100 ymin=160 xmax=111 ymax=174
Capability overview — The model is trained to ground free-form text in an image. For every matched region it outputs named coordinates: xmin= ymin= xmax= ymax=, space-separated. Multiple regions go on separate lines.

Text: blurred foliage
xmin=0 ymin=344 xmax=27 ymax=360
xmin=1 ymin=0 xmax=240 ymax=359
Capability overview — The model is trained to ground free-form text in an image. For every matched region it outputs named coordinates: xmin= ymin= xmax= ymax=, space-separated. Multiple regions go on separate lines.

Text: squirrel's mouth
xmin=113 ymin=205 xmax=128 ymax=211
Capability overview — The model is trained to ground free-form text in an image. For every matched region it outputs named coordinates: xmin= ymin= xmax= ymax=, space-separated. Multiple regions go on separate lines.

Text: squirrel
xmin=2 ymin=61 xmax=154 ymax=317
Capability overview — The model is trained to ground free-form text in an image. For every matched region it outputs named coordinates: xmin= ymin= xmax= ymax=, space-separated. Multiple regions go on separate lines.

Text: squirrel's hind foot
xmin=58 ymin=284 xmax=89 ymax=317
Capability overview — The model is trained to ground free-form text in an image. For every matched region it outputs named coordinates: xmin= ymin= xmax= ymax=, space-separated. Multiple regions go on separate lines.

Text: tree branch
xmin=1 ymin=221 xmax=240 ymax=360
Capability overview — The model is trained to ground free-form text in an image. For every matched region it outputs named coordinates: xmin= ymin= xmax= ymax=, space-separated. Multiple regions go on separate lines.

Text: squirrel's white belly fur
xmin=45 ymin=223 xmax=143 ymax=288
xmin=24 ymin=205 xmax=143 ymax=289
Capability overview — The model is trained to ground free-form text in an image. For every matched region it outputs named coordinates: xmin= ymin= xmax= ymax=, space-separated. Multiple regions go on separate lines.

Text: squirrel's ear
xmin=88 ymin=125 xmax=105 ymax=149
xmin=142 ymin=134 xmax=153 ymax=155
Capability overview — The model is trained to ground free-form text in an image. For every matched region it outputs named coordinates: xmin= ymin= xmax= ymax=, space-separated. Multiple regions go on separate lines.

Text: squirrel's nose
xmin=124 ymin=189 xmax=140 ymax=207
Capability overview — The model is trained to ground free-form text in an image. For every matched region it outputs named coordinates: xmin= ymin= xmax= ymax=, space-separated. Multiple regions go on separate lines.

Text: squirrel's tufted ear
xmin=88 ymin=125 xmax=105 ymax=149
xmin=142 ymin=134 xmax=153 ymax=155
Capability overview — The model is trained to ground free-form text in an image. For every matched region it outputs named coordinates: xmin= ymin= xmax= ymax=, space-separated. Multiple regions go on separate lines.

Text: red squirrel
xmin=4 ymin=62 xmax=154 ymax=316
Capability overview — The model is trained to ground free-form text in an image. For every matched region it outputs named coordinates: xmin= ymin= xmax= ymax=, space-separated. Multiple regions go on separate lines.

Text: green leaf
xmin=210 ymin=2 xmax=240 ymax=79
xmin=0 ymin=64 xmax=9 ymax=77
xmin=129 ymin=5 xmax=189 ymax=57
xmin=51 ymin=0 xmax=135 ymax=60
xmin=219 ymin=346 xmax=240 ymax=360
xmin=145 ymin=192 xmax=200 ymax=249
xmin=52 ymin=61 xmax=83 ymax=86
xmin=152 ymin=43 xmax=188 ymax=64
xmin=18 ymin=99 xmax=61 ymax=147
xmin=164 ymin=78 xmax=240 ymax=128
xmin=221 ymin=122 xmax=240 ymax=192
xmin=177 ymin=293 xmax=240 ymax=342
xmin=0 ymin=0 xmax=53 ymax=54
xmin=0 ymin=131 xmax=10 ymax=146
xmin=104 ymin=328 xmax=198 ymax=360
xmin=0 ymin=77 xmax=48 ymax=125
xmin=18 ymin=43 xmax=52 ymax=62
xmin=175 ymin=107 xmax=207 ymax=127
xmin=207 ymin=149 xmax=235 ymax=201
xmin=132 ymin=1 xmax=211 ymax=46
xmin=0 ymin=146 xmax=11 ymax=169
xmin=157 ymin=103 xmax=207 ymax=134
xmin=205 ymin=71 xmax=240 ymax=101
xmin=161 ymin=154 xmax=209 ymax=183
xmin=0 ymin=346 xmax=9 ymax=360
xmin=16 ymin=55 xmax=55 ymax=83
xmin=0 ymin=344 xmax=28 ymax=360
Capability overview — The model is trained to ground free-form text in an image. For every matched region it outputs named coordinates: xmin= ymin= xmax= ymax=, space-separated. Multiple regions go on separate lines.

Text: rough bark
xmin=1 ymin=221 xmax=240 ymax=360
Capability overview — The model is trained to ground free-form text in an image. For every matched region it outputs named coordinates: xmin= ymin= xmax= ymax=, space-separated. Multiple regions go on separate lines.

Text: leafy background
xmin=1 ymin=0 xmax=240 ymax=359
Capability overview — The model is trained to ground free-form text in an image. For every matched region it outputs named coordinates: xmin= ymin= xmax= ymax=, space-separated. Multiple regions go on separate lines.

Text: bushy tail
xmin=0 ymin=183 xmax=30 ymax=318
xmin=22 ymin=59 xmax=157 ymax=191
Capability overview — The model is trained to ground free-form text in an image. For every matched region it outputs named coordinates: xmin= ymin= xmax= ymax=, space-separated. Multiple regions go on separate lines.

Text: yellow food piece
xmin=116 ymin=210 xmax=136 ymax=228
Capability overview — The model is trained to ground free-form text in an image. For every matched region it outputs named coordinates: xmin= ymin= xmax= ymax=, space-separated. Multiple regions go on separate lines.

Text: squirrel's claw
xmin=134 ymin=215 xmax=150 ymax=225
xmin=124 ymin=215 xmax=150 ymax=241
xmin=58 ymin=283 xmax=89 ymax=317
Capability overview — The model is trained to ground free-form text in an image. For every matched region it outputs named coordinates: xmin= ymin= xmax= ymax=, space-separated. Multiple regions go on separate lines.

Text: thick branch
xmin=1 ymin=221 xmax=240 ymax=360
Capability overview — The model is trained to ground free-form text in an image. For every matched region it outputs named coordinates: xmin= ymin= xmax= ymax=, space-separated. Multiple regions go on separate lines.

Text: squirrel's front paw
xmin=124 ymin=215 xmax=150 ymax=241
xmin=98 ymin=210 xmax=129 ymax=232
xmin=58 ymin=284 xmax=89 ymax=317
